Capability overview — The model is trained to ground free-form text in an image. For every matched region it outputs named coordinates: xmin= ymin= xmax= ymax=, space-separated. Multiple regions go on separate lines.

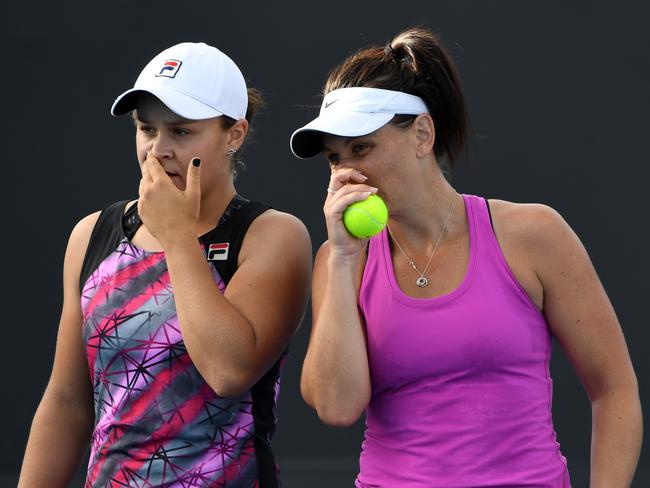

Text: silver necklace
xmin=387 ymin=192 xmax=457 ymax=288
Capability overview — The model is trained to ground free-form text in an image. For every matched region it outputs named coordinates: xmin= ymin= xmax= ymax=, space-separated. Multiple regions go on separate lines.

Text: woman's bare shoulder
xmin=487 ymin=198 xmax=568 ymax=244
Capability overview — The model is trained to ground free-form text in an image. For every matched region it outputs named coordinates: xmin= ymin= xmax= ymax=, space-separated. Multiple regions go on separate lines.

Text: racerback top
xmin=356 ymin=194 xmax=571 ymax=487
xmin=79 ymin=195 xmax=284 ymax=488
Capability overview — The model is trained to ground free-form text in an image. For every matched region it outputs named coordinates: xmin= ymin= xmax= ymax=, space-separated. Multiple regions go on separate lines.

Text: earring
xmin=226 ymin=148 xmax=236 ymax=156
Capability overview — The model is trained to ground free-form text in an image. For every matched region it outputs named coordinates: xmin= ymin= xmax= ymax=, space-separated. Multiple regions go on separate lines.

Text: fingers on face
xmin=327 ymin=190 xmax=375 ymax=215
xmin=325 ymin=182 xmax=378 ymax=214
xmin=327 ymin=168 xmax=369 ymax=194
xmin=330 ymin=183 xmax=378 ymax=198
xmin=185 ymin=157 xmax=202 ymax=195
xmin=140 ymin=152 xmax=163 ymax=191
xmin=326 ymin=168 xmax=377 ymax=215
xmin=145 ymin=155 xmax=166 ymax=181
xmin=141 ymin=152 xmax=153 ymax=181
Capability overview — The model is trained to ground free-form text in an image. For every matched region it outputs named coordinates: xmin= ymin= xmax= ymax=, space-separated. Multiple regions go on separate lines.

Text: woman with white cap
xmin=294 ymin=28 xmax=641 ymax=487
xmin=19 ymin=42 xmax=311 ymax=487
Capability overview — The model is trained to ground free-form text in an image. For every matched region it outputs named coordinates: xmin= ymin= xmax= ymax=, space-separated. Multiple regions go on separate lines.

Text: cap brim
xmin=110 ymin=87 xmax=224 ymax=120
xmin=290 ymin=112 xmax=395 ymax=159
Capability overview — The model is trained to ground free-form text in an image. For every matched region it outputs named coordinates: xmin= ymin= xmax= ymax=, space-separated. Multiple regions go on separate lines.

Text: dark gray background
xmin=3 ymin=1 xmax=648 ymax=486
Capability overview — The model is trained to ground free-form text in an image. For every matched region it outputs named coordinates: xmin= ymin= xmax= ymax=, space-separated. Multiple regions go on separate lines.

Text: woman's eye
xmin=326 ymin=154 xmax=340 ymax=164
xmin=139 ymin=126 xmax=155 ymax=134
xmin=352 ymin=144 xmax=369 ymax=154
xmin=173 ymin=128 xmax=190 ymax=136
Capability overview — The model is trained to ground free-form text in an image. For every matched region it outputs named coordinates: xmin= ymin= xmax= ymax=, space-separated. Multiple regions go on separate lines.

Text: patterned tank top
xmin=80 ymin=195 xmax=284 ymax=487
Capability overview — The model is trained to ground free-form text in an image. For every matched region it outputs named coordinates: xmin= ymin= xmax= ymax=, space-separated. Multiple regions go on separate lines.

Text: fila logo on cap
xmin=207 ymin=243 xmax=229 ymax=261
xmin=156 ymin=59 xmax=182 ymax=78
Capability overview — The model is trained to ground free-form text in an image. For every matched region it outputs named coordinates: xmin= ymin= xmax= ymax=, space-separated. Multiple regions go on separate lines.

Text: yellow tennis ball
xmin=343 ymin=194 xmax=389 ymax=239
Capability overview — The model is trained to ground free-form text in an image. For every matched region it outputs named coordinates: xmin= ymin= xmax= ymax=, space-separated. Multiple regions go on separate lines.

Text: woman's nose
xmin=150 ymin=133 xmax=173 ymax=159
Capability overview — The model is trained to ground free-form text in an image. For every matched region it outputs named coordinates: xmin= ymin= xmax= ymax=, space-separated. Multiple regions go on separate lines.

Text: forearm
xmin=302 ymin=258 xmax=370 ymax=426
xmin=589 ymin=387 xmax=642 ymax=487
xmin=164 ymin=236 xmax=257 ymax=396
xmin=19 ymin=393 xmax=93 ymax=487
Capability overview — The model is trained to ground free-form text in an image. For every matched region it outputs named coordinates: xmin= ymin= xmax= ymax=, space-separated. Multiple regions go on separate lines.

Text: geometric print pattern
xmin=81 ymin=239 xmax=276 ymax=487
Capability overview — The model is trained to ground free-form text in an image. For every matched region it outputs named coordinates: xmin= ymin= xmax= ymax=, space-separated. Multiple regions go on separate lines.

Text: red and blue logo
xmin=207 ymin=243 xmax=230 ymax=261
xmin=156 ymin=59 xmax=182 ymax=78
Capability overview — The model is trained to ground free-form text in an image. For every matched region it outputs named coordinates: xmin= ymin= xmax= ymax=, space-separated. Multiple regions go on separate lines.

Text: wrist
xmin=160 ymin=230 xmax=197 ymax=253
xmin=327 ymin=251 xmax=360 ymax=275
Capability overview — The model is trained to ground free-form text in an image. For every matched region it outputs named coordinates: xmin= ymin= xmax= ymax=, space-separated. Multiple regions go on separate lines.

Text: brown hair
xmin=221 ymin=87 xmax=265 ymax=178
xmin=325 ymin=28 xmax=469 ymax=166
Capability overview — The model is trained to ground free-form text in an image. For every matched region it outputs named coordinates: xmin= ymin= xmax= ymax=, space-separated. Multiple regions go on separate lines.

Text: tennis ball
xmin=343 ymin=194 xmax=388 ymax=239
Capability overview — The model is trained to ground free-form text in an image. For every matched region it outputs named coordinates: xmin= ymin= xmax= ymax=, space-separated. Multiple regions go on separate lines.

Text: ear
xmin=225 ymin=119 xmax=249 ymax=151
xmin=413 ymin=114 xmax=435 ymax=158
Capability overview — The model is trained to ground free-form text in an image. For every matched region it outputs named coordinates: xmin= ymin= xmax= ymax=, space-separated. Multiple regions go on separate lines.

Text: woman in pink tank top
xmin=291 ymin=28 xmax=641 ymax=487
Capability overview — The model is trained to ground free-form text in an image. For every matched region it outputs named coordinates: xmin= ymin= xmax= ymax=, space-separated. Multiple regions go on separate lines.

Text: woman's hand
xmin=324 ymin=167 xmax=378 ymax=260
xmin=138 ymin=153 xmax=201 ymax=248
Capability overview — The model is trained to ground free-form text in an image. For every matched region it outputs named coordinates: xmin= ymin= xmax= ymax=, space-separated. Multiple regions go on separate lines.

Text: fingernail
xmin=370 ymin=187 xmax=378 ymax=192
xmin=360 ymin=174 xmax=368 ymax=180
xmin=363 ymin=191 xmax=372 ymax=196
xmin=192 ymin=158 xmax=201 ymax=167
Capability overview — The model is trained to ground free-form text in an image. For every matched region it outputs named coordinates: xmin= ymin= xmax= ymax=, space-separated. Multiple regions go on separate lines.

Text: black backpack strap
xmin=79 ymin=200 xmax=130 ymax=293
xmin=199 ymin=194 xmax=272 ymax=287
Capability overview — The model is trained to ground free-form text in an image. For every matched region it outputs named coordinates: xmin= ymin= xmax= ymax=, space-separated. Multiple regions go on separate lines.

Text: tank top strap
xmin=466 ymin=194 xmax=514 ymax=267
xmin=79 ymin=200 xmax=130 ymax=293
xmin=199 ymin=195 xmax=271 ymax=286
xmin=463 ymin=194 xmax=540 ymax=313
xmin=463 ymin=193 xmax=498 ymax=265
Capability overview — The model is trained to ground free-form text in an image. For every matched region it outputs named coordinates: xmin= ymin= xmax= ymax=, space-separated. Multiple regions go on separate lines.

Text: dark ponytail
xmin=324 ymin=28 xmax=469 ymax=166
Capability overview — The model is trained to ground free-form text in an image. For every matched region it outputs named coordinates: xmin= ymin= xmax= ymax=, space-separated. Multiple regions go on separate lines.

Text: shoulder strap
xmin=484 ymin=198 xmax=495 ymax=231
xmin=79 ymin=196 xmax=271 ymax=292
xmin=199 ymin=195 xmax=271 ymax=287
xmin=79 ymin=200 xmax=130 ymax=293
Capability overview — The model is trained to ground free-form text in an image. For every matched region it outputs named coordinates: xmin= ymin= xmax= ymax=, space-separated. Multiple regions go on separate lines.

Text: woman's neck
xmin=197 ymin=179 xmax=237 ymax=234
xmin=385 ymin=163 xmax=462 ymax=250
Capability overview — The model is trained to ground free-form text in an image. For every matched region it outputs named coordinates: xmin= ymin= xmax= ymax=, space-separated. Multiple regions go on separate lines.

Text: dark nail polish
xmin=192 ymin=158 xmax=201 ymax=167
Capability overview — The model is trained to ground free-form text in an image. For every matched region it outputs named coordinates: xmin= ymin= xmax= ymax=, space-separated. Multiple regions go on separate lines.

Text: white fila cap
xmin=290 ymin=87 xmax=429 ymax=159
xmin=111 ymin=42 xmax=248 ymax=120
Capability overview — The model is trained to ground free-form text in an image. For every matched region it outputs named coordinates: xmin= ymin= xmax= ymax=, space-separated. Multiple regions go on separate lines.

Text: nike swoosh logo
xmin=324 ymin=98 xmax=339 ymax=109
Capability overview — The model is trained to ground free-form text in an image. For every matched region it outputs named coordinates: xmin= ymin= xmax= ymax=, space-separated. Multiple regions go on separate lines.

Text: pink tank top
xmin=357 ymin=194 xmax=571 ymax=487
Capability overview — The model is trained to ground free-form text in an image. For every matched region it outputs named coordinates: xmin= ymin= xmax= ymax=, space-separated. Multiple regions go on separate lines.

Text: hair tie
xmin=385 ymin=43 xmax=410 ymax=63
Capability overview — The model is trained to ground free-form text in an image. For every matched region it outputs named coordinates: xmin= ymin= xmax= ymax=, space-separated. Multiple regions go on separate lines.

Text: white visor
xmin=290 ymin=87 xmax=429 ymax=159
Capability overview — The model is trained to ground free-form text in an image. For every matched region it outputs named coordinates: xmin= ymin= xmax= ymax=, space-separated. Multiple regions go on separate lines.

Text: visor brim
xmin=290 ymin=112 xmax=395 ymax=159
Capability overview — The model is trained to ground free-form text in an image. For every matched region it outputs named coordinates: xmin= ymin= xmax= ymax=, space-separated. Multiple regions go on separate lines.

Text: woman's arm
xmin=136 ymin=156 xmax=313 ymax=398
xmin=164 ymin=210 xmax=313 ymax=397
xmin=300 ymin=167 xmax=379 ymax=426
xmin=300 ymin=242 xmax=371 ymax=426
xmin=522 ymin=204 xmax=642 ymax=487
xmin=18 ymin=214 xmax=97 ymax=487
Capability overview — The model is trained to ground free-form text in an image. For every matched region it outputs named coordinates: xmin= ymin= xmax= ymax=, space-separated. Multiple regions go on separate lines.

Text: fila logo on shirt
xmin=207 ymin=243 xmax=229 ymax=261
xmin=156 ymin=59 xmax=182 ymax=78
